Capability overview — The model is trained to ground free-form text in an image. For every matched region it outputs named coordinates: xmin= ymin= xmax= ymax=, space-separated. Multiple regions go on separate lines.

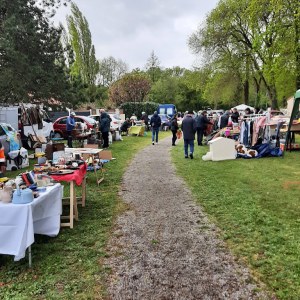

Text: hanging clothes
xmin=240 ymin=120 xmax=251 ymax=147
xmin=2 ymin=124 xmax=20 ymax=151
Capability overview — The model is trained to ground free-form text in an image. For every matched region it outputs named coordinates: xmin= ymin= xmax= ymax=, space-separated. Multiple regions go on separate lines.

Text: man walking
xmin=181 ymin=111 xmax=197 ymax=159
xmin=170 ymin=114 xmax=179 ymax=146
xmin=150 ymin=111 xmax=161 ymax=145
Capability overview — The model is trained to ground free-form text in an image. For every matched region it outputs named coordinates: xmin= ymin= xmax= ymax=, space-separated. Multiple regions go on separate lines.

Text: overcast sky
xmin=53 ymin=0 xmax=219 ymax=70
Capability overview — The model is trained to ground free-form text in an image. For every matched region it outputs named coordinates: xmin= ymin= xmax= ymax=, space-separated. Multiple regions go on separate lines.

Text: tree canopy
xmin=0 ymin=0 xmax=69 ymax=103
xmin=189 ymin=0 xmax=300 ymax=109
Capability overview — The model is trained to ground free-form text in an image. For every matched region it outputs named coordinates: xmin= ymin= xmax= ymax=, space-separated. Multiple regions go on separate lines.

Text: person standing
xmin=100 ymin=110 xmax=111 ymax=148
xmin=195 ymin=110 xmax=211 ymax=146
xmin=66 ymin=112 xmax=76 ymax=148
xmin=181 ymin=110 xmax=197 ymax=159
xmin=150 ymin=111 xmax=161 ymax=145
xmin=170 ymin=114 xmax=179 ymax=146
xmin=218 ymin=110 xmax=230 ymax=129
xmin=141 ymin=111 xmax=149 ymax=130
xmin=231 ymin=108 xmax=240 ymax=123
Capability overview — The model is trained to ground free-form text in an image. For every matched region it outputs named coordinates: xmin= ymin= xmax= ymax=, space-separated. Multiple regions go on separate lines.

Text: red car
xmin=53 ymin=115 xmax=98 ymax=139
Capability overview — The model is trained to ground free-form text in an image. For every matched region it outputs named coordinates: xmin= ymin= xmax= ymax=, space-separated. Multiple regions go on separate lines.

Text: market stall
xmin=48 ymin=162 xmax=87 ymax=229
xmin=0 ymin=183 xmax=63 ymax=263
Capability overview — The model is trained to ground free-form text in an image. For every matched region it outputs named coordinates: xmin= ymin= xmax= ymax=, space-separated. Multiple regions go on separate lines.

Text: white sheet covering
xmin=0 ymin=183 xmax=63 ymax=261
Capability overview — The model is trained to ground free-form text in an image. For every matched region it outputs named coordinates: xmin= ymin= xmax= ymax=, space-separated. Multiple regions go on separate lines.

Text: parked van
xmin=157 ymin=104 xmax=177 ymax=118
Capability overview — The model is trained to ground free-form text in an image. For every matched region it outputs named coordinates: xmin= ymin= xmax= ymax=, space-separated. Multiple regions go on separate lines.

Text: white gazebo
xmin=233 ymin=104 xmax=255 ymax=112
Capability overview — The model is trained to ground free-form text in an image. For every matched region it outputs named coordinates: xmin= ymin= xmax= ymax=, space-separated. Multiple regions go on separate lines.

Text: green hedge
xmin=120 ymin=102 xmax=158 ymax=119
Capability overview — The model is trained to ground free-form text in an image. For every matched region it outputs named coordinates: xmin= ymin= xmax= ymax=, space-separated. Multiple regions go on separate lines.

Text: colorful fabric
xmin=50 ymin=163 xmax=87 ymax=186
xmin=1 ymin=124 xmax=20 ymax=151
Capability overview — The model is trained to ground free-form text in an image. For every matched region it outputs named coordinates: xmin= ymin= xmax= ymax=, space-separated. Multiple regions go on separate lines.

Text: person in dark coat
xmin=181 ymin=111 xmax=197 ymax=159
xmin=141 ymin=112 xmax=149 ymax=130
xmin=150 ymin=111 xmax=161 ymax=145
xmin=100 ymin=110 xmax=111 ymax=148
xmin=231 ymin=108 xmax=240 ymax=123
xmin=195 ymin=110 xmax=211 ymax=146
xmin=120 ymin=118 xmax=131 ymax=135
xmin=170 ymin=114 xmax=179 ymax=146
xmin=219 ymin=110 xmax=230 ymax=129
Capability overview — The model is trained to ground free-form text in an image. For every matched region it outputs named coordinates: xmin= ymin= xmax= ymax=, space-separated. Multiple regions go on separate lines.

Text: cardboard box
xmin=84 ymin=144 xmax=99 ymax=149
xmin=53 ymin=142 xmax=65 ymax=152
xmin=99 ymin=150 xmax=112 ymax=160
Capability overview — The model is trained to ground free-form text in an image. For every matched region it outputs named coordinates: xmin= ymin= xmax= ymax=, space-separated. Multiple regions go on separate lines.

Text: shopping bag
xmin=176 ymin=130 xmax=182 ymax=139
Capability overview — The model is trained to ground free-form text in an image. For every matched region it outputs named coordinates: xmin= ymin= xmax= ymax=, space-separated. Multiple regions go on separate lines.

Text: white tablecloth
xmin=0 ymin=183 xmax=63 ymax=261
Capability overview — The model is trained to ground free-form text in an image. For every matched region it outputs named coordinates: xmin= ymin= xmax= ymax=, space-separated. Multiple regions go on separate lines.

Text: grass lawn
xmin=171 ymin=141 xmax=300 ymax=300
xmin=0 ymin=131 xmax=170 ymax=300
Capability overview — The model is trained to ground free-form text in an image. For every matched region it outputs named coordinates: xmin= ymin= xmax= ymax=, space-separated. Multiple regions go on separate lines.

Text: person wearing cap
xmin=66 ymin=112 xmax=76 ymax=148
xmin=140 ymin=111 xmax=149 ymax=130
xmin=181 ymin=110 xmax=197 ymax=159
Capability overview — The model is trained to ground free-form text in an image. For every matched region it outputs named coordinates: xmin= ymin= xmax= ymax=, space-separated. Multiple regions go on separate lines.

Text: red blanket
xmin=50 ymin=163 xmax=87 ymax=186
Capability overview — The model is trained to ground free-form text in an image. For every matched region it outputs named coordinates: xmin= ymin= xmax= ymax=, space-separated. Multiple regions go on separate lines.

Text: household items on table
xmin=0 ymin=183 xmax=63 ymax=262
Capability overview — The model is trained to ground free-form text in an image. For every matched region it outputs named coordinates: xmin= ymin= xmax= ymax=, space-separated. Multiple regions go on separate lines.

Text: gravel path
xmin=105 ymin=137 xmax=270 ymax=300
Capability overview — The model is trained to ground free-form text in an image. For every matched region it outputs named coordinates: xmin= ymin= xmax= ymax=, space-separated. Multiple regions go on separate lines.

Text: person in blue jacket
xmin=66 ymin=112 xmax=76 ymax=148
xmin=149 ymin=111 xmax=161 ymax=145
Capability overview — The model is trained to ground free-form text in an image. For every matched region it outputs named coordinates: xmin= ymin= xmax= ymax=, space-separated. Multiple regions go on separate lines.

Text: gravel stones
xmin=104 ymin=138 xmax=270 ymax=300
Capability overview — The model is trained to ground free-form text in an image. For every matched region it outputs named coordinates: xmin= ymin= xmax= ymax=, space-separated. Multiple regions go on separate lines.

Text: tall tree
xmin=108 ymin=72 xmax=151 ymax=107
xmin=67 ymin=2 xmax=99 ymax=85
xmin=145 ymin=50 xmax=162 ymax=83
xmin=98 ymin=56 xmax=128 ymax=86
xmin=0 ymin=0 xmax=69 ymax=103
xmin=189 ymin=0 xmax=299 ymax=109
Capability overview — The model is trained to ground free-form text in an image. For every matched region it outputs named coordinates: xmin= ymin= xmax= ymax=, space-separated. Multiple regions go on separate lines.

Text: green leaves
xmin=189 ymin=0 xmax=300 ymax=109
xmin=0 ymin=0 xmax=68 ymax=103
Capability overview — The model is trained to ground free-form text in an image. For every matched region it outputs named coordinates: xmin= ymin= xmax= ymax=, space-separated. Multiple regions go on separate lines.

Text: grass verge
xmin=0 ymin=131 xmax=170 ymax=299
xmin=171 ymin=141 xmax=300 ymax=300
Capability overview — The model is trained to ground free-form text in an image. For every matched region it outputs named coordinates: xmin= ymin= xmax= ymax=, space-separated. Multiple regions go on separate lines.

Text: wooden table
xmin=50 ymin=163 xmax=87 ymax=229
xmin=65 ymin=147 xmax=104 ymax=185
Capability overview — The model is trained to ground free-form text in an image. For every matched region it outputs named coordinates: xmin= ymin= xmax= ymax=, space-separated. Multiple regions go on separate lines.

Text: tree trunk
xmin=295 ymin=8 xmax=300 ymax=90
xmin=243 ymin=80 xmax=249 ymax=105
xmin=267 ymin=85 xmax=279 ymax=109
xmin=253 ymin=76 xmax=261 ymax=108
xmin=243 ymin=52 xmax=250 ymax=104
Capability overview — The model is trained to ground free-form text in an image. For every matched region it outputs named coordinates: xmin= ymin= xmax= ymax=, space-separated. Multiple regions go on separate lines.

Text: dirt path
xmin=105 ymin=137 xmax=269 ymax=300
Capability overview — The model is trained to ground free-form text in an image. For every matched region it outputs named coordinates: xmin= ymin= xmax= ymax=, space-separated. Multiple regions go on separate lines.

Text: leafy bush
xmin=120 ymin=102 xmax=158 ymax=119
